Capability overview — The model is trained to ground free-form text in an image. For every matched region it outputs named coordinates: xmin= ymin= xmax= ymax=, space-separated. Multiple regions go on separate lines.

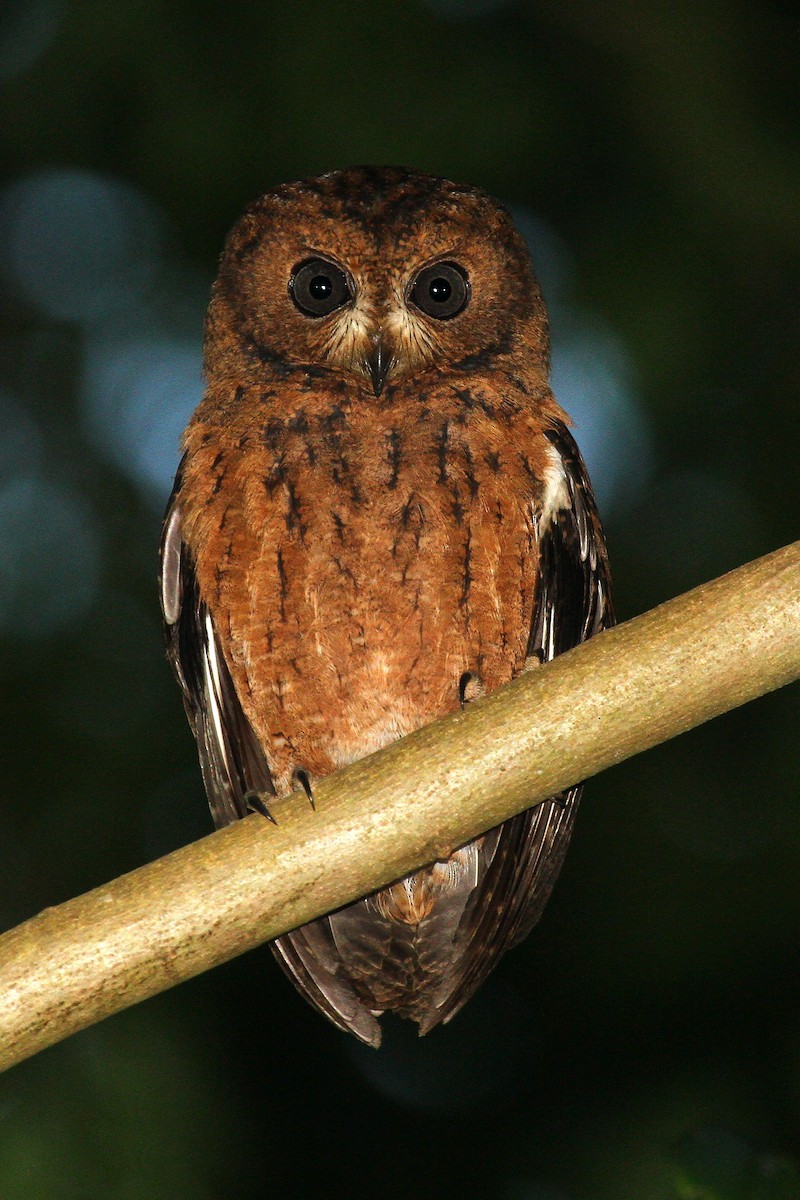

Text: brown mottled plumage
xmin=160 ymin=166 xmax=613 ymax=1046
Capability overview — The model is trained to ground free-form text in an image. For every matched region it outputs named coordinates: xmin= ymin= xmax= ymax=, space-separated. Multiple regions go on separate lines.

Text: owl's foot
xmin=244 ymin=790 xmax=277 ymax=824
xmin=294 ymin=769 xmax=316 ymax=812
xmin=459 ymin=670 xmax=485 ymax=707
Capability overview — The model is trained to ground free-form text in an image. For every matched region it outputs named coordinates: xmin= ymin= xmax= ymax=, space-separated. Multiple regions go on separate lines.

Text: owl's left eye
xmin=289 ymin=258 xmax=352 ymax=317
xmin=409 ymin=261 xmax=470 ymax=319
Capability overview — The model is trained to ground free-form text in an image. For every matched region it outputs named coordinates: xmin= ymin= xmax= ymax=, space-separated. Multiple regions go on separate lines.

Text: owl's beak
xmin=365 ymin=337 xmax=392 ymax=397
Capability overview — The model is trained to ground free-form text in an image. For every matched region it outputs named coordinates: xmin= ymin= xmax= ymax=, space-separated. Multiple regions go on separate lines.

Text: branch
xmin=1 ymin=542 xmax=799 ymax=1073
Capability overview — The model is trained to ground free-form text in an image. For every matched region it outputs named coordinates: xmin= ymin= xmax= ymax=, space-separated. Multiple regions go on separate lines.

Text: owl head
xmin=205 ymin=166 xmax=549 ymax=393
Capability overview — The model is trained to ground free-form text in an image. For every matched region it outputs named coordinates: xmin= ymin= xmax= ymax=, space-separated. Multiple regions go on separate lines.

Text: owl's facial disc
xmin=206 ymin=170 xmax=550 ymax=395
xmin=288 ymin=251 xmax=473 ymax=396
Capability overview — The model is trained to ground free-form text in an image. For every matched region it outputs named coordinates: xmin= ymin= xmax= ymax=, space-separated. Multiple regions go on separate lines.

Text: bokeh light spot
xmin=512 ymin=207 xmax=653 ymax=514
xmin=551 ymin=323 xmax=652 ymax=514
xmin=0 ymin=169 xmax=165 ymax=325
xmin=82 ymin=337 xmax=202 ymax=496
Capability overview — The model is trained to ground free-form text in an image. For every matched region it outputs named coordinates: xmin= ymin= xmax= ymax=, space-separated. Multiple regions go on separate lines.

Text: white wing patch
xmin=160 ymin=500 xmax=183 ymax=625
xmin=539 ymin=441 xmax=571 ymax=525
xmin=202 ymin=609 xmax=230 ymax=772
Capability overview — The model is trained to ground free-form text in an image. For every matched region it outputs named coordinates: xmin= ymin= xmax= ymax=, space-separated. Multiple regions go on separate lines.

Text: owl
xmin=160 ymin=166 xmax=613 ymax=1047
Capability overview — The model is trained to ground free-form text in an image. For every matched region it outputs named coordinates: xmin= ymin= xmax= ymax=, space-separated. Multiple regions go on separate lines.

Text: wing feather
xmin=159 ymin=470 xmax=274 ymax=826
xmin=421 ymin=418 xmax=615 ymax=1029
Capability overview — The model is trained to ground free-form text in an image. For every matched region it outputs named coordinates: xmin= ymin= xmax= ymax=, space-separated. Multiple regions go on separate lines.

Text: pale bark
xmin=1 ymin=541 xmax=798 ymax=1073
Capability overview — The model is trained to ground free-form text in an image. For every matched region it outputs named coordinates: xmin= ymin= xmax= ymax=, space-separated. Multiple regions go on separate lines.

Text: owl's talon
xmin=245 ymin=790 xmax=277 ymax=824
xmin=294 ymin=769 xmax=316 ymax=811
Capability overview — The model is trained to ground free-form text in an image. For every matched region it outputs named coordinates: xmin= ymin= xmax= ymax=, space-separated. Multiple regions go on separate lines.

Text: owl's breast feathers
xmin=178 ymin=367 xmax=563 ymax=796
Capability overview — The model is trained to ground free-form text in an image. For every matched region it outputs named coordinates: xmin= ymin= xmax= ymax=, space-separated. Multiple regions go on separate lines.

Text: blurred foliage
xmin=1 ymin=1 xmax=799 ymax=1197
xmin=673 ymin=1128 xmax=800 ymax=1200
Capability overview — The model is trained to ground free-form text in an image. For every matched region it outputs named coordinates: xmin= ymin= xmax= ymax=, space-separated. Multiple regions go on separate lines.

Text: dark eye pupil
xmin=410 ymin=261 xmax=469 ymax=320
xmin=309 ymin=274 xmax=332 ymax=300
xmin=290 ymin=257 xmax=351 ymax=316
xmin=428 ymin=278 xmax=452 ymax=303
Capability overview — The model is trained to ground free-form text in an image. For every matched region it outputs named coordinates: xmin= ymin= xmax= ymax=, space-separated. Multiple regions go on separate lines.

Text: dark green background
xmin=1 ymin=1 xmax=798 ymax=1197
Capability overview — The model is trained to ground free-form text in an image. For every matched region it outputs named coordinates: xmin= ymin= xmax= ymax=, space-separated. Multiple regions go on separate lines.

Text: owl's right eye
xmin=289 ymin=258 xmax=352 ymax=317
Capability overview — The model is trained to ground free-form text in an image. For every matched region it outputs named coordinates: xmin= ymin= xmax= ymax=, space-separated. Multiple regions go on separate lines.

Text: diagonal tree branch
xmin=1 ymin=541 xmax=798 ymax=1073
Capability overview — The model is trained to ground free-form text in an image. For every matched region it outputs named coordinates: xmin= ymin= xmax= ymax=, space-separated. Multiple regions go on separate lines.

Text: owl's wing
xmin=159 ymin=468 xmax=274 ymax=827
xmin=421 ymin=417 xmax=614 ymax=1031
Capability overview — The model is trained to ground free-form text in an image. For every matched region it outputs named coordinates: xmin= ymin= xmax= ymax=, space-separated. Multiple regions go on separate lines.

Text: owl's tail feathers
xmin=270 ymin=788 xmax=579 ymax=1045
xmin=271 ymin=925 xmax=383 ymax=1047
xmin=415 ymin=789 xmax=581 ymax=1034
xmin=315 ymin=840 xmax=512 ymax=1038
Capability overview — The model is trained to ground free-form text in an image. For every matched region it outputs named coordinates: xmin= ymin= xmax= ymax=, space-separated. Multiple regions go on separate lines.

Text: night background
xmin=1 ymin=1 xmax=799 ymax=1196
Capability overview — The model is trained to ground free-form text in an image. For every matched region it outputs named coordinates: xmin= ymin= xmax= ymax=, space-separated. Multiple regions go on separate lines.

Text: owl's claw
xmin=244 ymin=790 xmax=277 ymax=824
xmin=294 ymin=769 xmax=316 ymax=812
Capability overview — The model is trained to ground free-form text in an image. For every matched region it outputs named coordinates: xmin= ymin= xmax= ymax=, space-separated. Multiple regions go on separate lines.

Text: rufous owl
xmin=160 ymin=166 xmax=613 ymax=1047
